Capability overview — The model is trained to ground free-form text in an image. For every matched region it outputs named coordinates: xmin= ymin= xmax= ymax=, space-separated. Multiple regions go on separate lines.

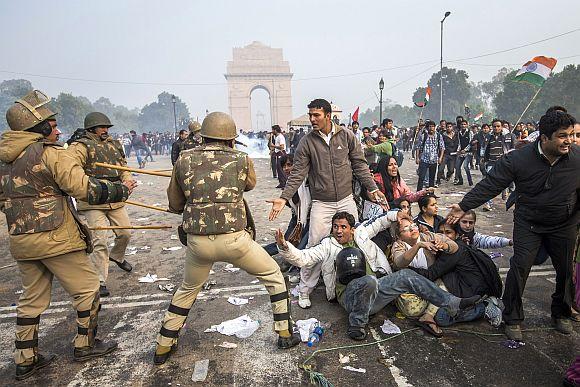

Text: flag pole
xmin=513 ymin=86 xmax=542 ymax=127
xmin=410 ymin=106 xmax=425 ymax=158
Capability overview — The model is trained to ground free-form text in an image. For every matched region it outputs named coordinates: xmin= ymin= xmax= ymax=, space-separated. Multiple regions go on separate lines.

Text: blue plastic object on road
xmin=307 ymin=326 xmax=325 ymax=347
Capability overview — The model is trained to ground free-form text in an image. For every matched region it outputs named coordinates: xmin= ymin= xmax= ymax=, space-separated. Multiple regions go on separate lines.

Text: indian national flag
xmin=474 ymin=112 xmax=483 ymax=121
xmin=514 ymin=56 xmax=557 ymax=87
xmin=414 ymin=87 xmax=432 ymax=108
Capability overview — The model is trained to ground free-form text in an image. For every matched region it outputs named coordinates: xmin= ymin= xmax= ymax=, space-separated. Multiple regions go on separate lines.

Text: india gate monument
xmin=225 ymin=41 xmax=293 ymax=131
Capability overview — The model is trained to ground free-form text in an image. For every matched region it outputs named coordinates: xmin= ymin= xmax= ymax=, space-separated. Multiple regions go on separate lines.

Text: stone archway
xmin=225 ymin=41 xmax=293 ymax=131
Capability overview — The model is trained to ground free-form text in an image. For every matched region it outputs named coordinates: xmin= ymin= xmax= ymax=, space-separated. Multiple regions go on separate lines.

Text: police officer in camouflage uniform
xmin=180 ymin=120 xmax=203 ymax=151
xmin=67 ymin=112 xmax=135 ymax=297
xmin=153 ymin=112 xmax=300 ymax=365
xmin=0 ymin=90 xmax=136 ymax=380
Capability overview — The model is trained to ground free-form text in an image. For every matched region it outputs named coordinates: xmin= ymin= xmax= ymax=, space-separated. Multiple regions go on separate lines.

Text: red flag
xmin=352 ymin=107 xmax=359 ymax=122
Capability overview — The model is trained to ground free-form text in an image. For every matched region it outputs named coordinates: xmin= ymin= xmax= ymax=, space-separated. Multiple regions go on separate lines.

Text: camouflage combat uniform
xmin=156 ymin=143 xmax=293 ymax=348
xmin=180 ymin=132 xmax=203 ymax=151
xmin=67 ymin=131 xmax=133 ymax=286
xmin=0 ymin=130 xmax=129 ymax=366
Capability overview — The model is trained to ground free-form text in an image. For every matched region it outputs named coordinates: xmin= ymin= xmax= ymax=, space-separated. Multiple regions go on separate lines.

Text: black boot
xmin=153 ymin=344 xmax=178 ymax=365
xmin=99 ymin=285 xmax=110 ymax=297
xmin=15 ymin=353 xmax=56 ymax=381
xmin=111 ymin=259 xmax=132 ymax=272
xmin=277 ymin=331 xmax=301 ymax=349
xmin=347 ymin=326 xmax=367 ymax=341
xmin=73 ymin=339 xmax=118 ymax=362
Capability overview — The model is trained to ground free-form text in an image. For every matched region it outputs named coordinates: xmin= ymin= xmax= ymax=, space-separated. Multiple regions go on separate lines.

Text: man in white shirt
xmin=272 ymin=125 xmax=286 ymax=188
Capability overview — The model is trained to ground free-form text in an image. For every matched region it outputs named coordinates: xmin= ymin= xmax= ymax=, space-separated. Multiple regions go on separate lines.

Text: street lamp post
xmin=172 ymin=95 xmax=178 ymax=132
xmin=379 ymin=78 xmax=384 ymax=125
xmin=440 ymin=11 xmax=451 ymax=122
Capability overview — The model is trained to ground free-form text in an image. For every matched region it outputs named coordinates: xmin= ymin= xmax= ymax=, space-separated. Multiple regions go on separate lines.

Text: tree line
xmin=359 ymin=64 xmax=580 ymax=127
xmin=0 ymin=79 xmax=191 ymax=134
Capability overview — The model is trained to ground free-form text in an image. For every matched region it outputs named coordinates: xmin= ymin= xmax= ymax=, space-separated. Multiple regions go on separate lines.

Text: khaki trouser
xmin=81 ymin=207 xmax=131 ymax=284
xmin=299 ymin=195 xmax=359 ymax=294
xmin=15 ymin=250 xmax=100 ymax=365
xmin=157 ymin=230 xmax=291 ymax=347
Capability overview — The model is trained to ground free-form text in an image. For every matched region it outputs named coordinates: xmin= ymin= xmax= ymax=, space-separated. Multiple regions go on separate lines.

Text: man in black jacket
xmin=447 ymin=110 xmax=579 ymax=341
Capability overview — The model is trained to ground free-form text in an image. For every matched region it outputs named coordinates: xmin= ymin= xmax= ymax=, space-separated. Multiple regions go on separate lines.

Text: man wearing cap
xmin=154 ymin=112 xmax=300 ymax=365
xmin=67 ymin=112 xmax=135 ymax=297
xmin=180 ymin=121 xmax=203 ymax=152
xmin=0 ymin=90 xmax=135 ymax=380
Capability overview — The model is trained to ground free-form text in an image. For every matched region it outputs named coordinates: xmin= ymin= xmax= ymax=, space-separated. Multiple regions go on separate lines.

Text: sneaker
xmin=277 ymin=331 xmax=301 ymax=349
xmin=552 ymin=317 xmax=573 ymax=335
xmin=15 ymin=353 xmax=56 ymax=381
xmin=73 ymin=339 xmax=118 ymax=362
xmin=504 ymin=324 xmax=523 ymax=341
xmin=482 ymin=204 xmax=492 ymax=212
xmin=298 ymin=292 xmax=311 ymax=309
xmin=484 ymin=296 xmax=504 ymax=327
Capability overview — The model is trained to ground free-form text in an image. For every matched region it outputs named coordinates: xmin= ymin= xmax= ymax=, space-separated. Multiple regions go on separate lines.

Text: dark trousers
xmin=270 ymin=153 xmax=278 ymax=178
xmin=502 ymin=224 xmax=575 ymax=325
xmin=437 ymin=154 xmax=456 ymax=182
xmin=273 ymin=152 xmax=286 ymax=186
xmin=416 ymin=161 xmax=437 ymax=191
xmin=455 ymin=154 xmax=473 ymax=185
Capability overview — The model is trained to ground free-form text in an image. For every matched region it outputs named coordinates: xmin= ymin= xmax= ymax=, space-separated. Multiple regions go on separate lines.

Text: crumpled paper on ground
xmin=224 ymin=264 xmax=240 ymax=272
xmin=380 ymin=319 xmax=401 ymax=335
xmin=204 ymin=315 xmax=260 ymax=338
xmin=296 ymin=318 xmax=319 ymax=342
xmin=343 ymin=366 xmax=366 ymax=373
xmin=138 ymin=273 xmax=170 ymax=283
xmin=162 ymin=246 xmax=182 ymax=252
xmin=217 ymin=341 xmax=238 ymax=349
xmin=290 ymin=285 xmax=300 ymax=297
xmin=227 ymin=296 xmax=250 ymax=306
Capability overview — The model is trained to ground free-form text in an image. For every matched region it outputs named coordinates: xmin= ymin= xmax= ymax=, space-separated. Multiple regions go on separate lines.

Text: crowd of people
xmin=1 ymin=90 xmax=578 ymax=384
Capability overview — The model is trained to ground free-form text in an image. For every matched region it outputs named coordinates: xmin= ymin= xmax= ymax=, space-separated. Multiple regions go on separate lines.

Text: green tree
xmin=1 ymin=79 xmax=34 ymax=129
xmin=50 ymin=93 xmax=93 ymax=133
xmin=138 ymin=92 xmax=190 ymax=132
xmin=359 ymin=99 xmax=421 ymax=127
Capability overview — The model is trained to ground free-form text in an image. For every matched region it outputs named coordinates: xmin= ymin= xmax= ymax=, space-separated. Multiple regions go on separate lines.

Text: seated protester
xmin=457 ymin=210 xmax=513 ymax=249
xmin=434 ymin=223 xmax=505 ymax=327
xmin=276 ymin=211 xmax=480 ymax=341
xmin=393 ymin=197 xmax=412 ymax=218
xmin=374 ymin=156 xmax=434 ymax=206
xmin=264 ymin=154 xmax=310 ymax=265
xmin=414 ymin=194 xmax=445 ymax=233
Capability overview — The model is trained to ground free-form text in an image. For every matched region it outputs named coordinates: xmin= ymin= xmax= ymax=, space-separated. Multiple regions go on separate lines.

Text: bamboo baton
xmin=125 ymin=200 xmax=171 ymax=213
xmin=94 ymin=162 xmax=171 ymax=177
xmin=89 ymin=225 xmax=172 ymax=231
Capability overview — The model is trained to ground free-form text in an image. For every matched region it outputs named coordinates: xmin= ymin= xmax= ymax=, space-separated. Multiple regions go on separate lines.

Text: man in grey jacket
xmin=268 ymin=98 xmax=387 ymax=308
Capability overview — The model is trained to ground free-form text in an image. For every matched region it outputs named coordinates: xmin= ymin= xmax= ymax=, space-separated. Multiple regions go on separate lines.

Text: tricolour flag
xmin=514 ymin=56 xmax=557 ymax=87
xmin=474 ymin=112 xmax=483 ymax=121
xmin=414 ymin=87 xmax=431 ymax=108
xmin=352 ymin=107 xmax=359 ymax=122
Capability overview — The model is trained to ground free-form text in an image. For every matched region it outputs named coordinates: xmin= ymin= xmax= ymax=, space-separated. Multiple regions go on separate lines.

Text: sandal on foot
xmin=412 ymin=319 xmax=443 ymax=338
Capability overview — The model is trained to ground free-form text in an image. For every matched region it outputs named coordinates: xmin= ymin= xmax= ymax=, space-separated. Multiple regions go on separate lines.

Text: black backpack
xmin=465 ymin=244 xmax=503 ymax=297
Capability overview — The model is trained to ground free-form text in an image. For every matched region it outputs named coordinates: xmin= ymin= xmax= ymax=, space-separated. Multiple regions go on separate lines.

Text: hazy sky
xmin=1 ymin=0 xmax=579 ymax=128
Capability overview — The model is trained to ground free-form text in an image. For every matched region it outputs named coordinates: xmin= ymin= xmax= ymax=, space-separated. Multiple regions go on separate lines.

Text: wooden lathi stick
xmin=89 ymin=225 xmax=172 ymax=230
xmin=94 ymin=162 xmax=171 ymax=177
xmin=125 ymin=200 xmax=171 ymax=213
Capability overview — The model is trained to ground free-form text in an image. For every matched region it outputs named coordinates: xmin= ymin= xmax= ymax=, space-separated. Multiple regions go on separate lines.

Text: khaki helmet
xmin=200 ymin=112 xmax=237 ymax=140
xmin=84 ymin=112 xmax=113 ymax=130
xmin=188 ymin=121 xmax=201 ymax=132
xmin=6 ymin=90 xmax=56 ymax=131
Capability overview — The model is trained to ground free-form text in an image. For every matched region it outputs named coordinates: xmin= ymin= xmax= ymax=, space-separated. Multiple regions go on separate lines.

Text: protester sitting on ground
xmin=389 ymin=218 xmax=462 ymax=336
xmin=393 ymin=197 xmax=412 ymax=218
xmin=455 ymin=210 xmax=513 ymax=249
xmin=275 ymin=211 xmax=480 ymax=340
xmin=373 ymin=156 xmax=434 ymax=205
xmin=263 ymin=154 xmax=310 ymax=265
xmin=414 ymin=194 xmax=445 ymax=233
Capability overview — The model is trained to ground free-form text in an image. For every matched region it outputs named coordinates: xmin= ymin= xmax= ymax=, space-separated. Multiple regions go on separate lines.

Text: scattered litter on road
xmin=395 ymin=312 xmax=406 ymax=319
xmin=204 ymin=314 xmax=260 ymax=338
xmin=162 ymin=246 xmax=183 ymax=251
xmin=288 ymin=274 xmax=300 ymax=284
xmin=502 ymin=340 xmax=525 ymax=349
xmin=158 ymin=283 xmax=175 ymax=292
xmin=493 ymin=231 xmax=505 ymax=234
xmin=209 ymin=270 xmax=215 ymax=275
xmin=138 ymin=273 xmax=170 ymax=283
xmin=191 ymin=359 xmax=210 ymax=382
xmin=125 ymin=250 xmax=138 ymax=256
xmin=290 ymin=285 xmax=300 ymax=297
xmin=135 ymin=217 xmax=150 ymax=222
xmin=447 ymin=193 xmax=464 ymax=197
xmin=489 ymin=252 xmax=504 ymax=259
xmin=217 ymin=341 xmax=238 ymax=349
xmin=140 ymin=246 xmax=151 ymax=251
xmin=227 ymin=296 xmax=249 ymax=306
xmin=495 ymin=225 xmax=503 ymax=228
xmin=153 ymin=203 xmax=163 ymax=206
xmin=339 ymin=353 xmax=356 ymax=364
xmin=296 ymin=318 xmax=319 ymax=342
xmin=343 ymin=366 xmax=366 ymax=374
xmin=203 ymin=281 xmax=217 ymax=291
xmin=262 ymin=237 xmax=269 ymax=242
xmin=380 ymin=319 xmax=401 ymax=335
xmin=170 ymin=235 xmax=179 ymax=240
xmin=250 ymin=279 xmax=260 ymax=284
xmin=15 ymin=290 xmax=23 ymax=295
xmin=224 ymin=264 xmax=240 ymax=272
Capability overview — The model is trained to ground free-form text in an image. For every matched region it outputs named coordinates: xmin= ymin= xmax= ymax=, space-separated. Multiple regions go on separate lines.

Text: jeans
xmin=416 ymin=161 xmax=437 ymax=191
xmin=434 ymin=303 xmax=485 ymax=327
xmin=338 ymin=269 xmax=461 ymax=328
xmin=454 ymin=153 xmax=473 ymax=185
xmin=437 ymin=154 xmax=456 ymax=182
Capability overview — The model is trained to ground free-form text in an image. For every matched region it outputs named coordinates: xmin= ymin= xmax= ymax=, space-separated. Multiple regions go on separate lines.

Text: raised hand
xmin=266 ymin=198 xmax=287 ymax=221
